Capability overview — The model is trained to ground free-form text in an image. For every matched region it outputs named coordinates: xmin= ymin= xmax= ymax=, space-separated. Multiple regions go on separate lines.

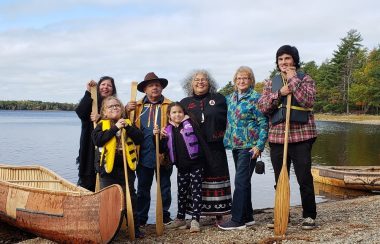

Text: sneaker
xmin=139 ymin=223 xmax=148 ymax=228
xmin=135 ymin=228 xmax=145 ymax=238
xmin=301 ymin=217 xmax=316 ymax=230
xmin=163 ymin=216 xmax=173 ymax=225
xmin=218 ymin=220 xmax=246 ymax=231
xmin=245 ymin=220 xmax=256 ymax=227
xmin=189 ymin=220 xmax=200 ymax=233
xmin=165 ymin=218 xmax=187 ymax=229
xmin=214 ymin=215 xmax=224 ymax=226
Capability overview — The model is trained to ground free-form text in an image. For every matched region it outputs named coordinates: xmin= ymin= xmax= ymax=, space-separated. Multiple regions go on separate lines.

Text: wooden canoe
xmin=312 ymin=166 xmax=380 ymax=191
xmin=0 ymin=164 xmax=124 ymax=243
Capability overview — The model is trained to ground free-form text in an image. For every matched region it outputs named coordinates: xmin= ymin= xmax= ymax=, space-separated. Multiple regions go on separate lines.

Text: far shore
xmin=315 ymin=113 xmax=380 ymax=125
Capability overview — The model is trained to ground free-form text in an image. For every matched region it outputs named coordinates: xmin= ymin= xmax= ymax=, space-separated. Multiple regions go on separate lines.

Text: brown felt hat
xmin=137 ymin=72 xmax=168 ymax=92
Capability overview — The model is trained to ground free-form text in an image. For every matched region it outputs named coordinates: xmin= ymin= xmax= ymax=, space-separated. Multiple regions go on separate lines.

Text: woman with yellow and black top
xmin=92 ymin=96 xmax=144 ymax=238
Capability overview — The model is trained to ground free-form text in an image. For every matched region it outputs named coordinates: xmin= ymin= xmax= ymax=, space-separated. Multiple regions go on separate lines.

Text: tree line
xmin=220 ymin=29 xmax=380 ymax=114
xmin=2 ymin=30 xmax=379 ymax=114
xmin=0 ymin=100 xmax=76 ymax=111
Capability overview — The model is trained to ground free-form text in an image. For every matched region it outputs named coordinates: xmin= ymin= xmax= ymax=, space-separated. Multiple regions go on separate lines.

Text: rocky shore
xmin=11 ymin=193 xmax=380 ymax=244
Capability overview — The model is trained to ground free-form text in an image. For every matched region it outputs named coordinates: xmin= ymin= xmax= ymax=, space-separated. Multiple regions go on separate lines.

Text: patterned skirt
xmin=187 ymin=142 xmax=232 ymax=216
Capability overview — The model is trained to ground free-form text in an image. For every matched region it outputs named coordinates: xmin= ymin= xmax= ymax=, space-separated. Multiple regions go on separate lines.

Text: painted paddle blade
xmin=274 ymin=166 xmax=290 ymax=236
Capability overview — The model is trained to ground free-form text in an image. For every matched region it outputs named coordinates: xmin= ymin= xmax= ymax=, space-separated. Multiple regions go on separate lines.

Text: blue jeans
xmin=136 ymin=163 xmax=173 ymax=224
xmin=231 ymin=149 xmax=256 ymax=224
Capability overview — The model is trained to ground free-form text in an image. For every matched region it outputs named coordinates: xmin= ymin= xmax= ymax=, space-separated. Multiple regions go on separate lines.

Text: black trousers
xmin=269 ymin=138 xmax=317 ymax=219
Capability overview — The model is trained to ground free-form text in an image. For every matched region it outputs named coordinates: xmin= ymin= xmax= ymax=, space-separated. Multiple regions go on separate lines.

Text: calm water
xmin=0 ymin=110 xmax=379 ymax=224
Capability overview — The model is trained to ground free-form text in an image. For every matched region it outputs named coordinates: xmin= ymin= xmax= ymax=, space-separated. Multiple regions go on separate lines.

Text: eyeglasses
xmin=236 ymin=77 xmax=250 ymax=81
xmin=193 ymin=78 xmax=208 ymax=83
xmin=107 ymin=104 xmax=121 ymax=110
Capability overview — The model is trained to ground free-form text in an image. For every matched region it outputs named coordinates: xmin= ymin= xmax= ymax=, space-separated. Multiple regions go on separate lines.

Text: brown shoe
xmin=189 ymin=220 xmax=200 ymax=233
xmin=166 ymin=218 xmax=187 ymax=229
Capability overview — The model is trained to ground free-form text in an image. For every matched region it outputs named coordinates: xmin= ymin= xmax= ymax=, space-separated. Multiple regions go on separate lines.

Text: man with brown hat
xmin=126 ymin=72 xmax=173 ymax=227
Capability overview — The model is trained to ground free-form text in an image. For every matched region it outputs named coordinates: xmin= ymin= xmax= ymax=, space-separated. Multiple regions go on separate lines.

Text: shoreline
xmin=13 ymin=193 xmax=380 ymax=243
xmin=315 ymin=113 xmax=380 ymax=125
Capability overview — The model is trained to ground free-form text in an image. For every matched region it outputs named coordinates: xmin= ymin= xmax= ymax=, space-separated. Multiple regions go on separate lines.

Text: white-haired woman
xmin=180 ymin=70 xmax=232 ymax=224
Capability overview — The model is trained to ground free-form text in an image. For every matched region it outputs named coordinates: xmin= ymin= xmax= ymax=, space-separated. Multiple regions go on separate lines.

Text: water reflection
xmin=313 ymin=181 xmax=372 ymax=201
xmin=313 ymin=121 xmax=380 ymax=166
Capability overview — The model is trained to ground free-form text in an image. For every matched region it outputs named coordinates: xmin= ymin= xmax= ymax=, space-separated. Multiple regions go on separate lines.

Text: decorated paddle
xmin=154 ymin=105 xmax=164 ymax=236
xmin=90 ymin=85 xmax=101 ymax=193
xmin=121 ymin=129 xmax=135 ymax=240
xmin=274 ymin=94 xmax=292 ymax=236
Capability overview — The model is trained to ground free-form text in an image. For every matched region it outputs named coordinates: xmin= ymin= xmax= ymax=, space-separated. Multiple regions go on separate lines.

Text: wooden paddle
xmin=90 ymin=85 xmax=101 ymax=193
xmin=121 ymin=129 xmax=135 ymax=241
xmin=154 ymin=105 xmax=164 ymax=236
xmin=274 ymin=93 xmax=292 ymax=236
xmin=129 ymin=81 xmax=138 ymax=122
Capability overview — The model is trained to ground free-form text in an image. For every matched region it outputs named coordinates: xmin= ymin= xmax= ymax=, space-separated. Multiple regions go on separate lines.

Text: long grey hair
xmin=182 ymin=69 xmax=218 ymax=96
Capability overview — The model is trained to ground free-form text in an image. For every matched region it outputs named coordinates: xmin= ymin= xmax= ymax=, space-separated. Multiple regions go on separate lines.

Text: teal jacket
xmin=223 ymin=88 xmax=268 ymax=151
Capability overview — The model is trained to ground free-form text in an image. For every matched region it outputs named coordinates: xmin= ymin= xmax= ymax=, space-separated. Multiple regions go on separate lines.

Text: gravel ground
xmin=14 ymin=194 xmax=380 ymax=244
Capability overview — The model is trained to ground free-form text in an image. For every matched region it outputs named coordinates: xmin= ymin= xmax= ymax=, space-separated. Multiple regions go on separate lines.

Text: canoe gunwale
xmin=312 ymin=166 xmax=380 ymax=191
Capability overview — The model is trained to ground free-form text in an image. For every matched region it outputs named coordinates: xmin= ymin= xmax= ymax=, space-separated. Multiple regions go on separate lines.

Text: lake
xmin=0 ymin=110 xmax=379 ymax=224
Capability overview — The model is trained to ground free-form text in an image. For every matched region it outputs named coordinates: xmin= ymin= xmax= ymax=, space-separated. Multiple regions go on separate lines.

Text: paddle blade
xmin=129 ymin=81 xmax=138 ymax=122
xmin=274 ymin=167 xmax=290 ymax=236
xmin=95 ymin=173 xmax=100 ymax=193
xmin=126 ymin=187 xmax=135 ymax=240
xmin=155 ymin=134 xmax=164 ymax=236
xmin=121 ymin=130 xmax=135 ymax=240
xmin=156 ymin=178 xmax=164 ymax=236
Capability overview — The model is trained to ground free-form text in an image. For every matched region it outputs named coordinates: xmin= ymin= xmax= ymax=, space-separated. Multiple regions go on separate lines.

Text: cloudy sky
xmin=1 ymin=0 xmax=379 ymax=103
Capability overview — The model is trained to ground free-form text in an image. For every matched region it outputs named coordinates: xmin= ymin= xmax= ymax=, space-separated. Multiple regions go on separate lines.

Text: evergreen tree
xmin=330 ymin=29 xmax=364 ymax=113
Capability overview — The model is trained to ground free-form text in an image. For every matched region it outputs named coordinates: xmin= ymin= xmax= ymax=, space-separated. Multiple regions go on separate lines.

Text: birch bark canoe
xmin=0 ymin=164 xmax=124 ymax=244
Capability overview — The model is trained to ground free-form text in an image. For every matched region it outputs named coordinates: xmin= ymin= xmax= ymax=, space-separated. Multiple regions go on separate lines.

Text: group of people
xmin=75 ymin=45 xmax=318 ymax=238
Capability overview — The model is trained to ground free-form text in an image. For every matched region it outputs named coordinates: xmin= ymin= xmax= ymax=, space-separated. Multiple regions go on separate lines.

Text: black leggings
xmin=177 ymin=168 xmax=203 ymax=221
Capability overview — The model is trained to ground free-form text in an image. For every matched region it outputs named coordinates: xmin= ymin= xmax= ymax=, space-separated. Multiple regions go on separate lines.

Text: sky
xmin=1 ymin=0 xmax=379 ymax=103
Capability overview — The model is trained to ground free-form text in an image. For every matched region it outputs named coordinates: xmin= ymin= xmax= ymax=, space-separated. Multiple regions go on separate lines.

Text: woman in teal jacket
xmin=218 ymin=66 xmax=268 ymax=230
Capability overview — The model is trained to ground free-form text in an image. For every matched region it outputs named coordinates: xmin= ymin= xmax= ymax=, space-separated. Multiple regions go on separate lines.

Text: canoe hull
xmin=0 ymin=165 xmax=124 ymax=243
xmin=312 ymin=166 xmax=380 ymax=191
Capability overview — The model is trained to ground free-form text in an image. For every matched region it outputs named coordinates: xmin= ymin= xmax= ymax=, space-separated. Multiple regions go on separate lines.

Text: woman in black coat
xmin=75 ymin=76 xmax=117 ymax=191
xmin=180 ymin=70 xmax=232 ymax=224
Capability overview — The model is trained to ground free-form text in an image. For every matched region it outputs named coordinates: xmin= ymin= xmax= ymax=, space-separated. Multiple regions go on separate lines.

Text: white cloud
xmin=0 ymin=0 xmax=379 ymax=103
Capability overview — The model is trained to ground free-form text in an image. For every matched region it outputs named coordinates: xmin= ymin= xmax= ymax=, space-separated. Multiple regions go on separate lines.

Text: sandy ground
xmin=10 ymin=193 xmax=380 ymax=244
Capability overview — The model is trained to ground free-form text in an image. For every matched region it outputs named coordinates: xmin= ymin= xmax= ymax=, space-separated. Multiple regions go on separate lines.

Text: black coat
xmin=180 ymin=92 xmax=227 ymax=143
xmin=75 ymin=91 xmax=97 ymax=189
